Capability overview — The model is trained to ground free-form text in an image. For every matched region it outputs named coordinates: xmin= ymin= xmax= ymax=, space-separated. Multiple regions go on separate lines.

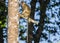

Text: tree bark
xmin=28 ymin=0 xmax=37 ymax=43
xmin=8 ymin=0 xmax=19 ymax=43
xmin=34 ymin=0 xmax=50 ymax=43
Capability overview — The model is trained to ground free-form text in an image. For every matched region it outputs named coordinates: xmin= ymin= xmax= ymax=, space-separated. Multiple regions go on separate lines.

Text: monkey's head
xmin=21 ymin=1 xmax=26 ymax=7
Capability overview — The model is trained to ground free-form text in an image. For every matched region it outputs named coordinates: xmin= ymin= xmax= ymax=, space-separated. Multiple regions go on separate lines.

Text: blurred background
xmin=0 ymin=0 xmax=60 ymax=43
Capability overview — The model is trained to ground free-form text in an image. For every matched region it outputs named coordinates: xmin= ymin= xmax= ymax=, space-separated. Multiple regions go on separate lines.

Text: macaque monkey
xmin=21 ymin=1 xmax=31 ymax=19
xmin=18 ymin=2 xmax=38 ymax=24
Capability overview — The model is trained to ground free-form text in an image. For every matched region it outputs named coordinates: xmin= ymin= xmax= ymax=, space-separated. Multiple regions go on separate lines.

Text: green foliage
xmin=0 ymin=7 xmax=5 ymax=12
xmin=19 ymin=25 xmax=24 ymax=29
xmin=1 ymin=23 xmax=6 ymax=28
xmin=0 ymin=21 xmax=2 ymax=24
xmin=0 ymin=1 xmax=7 ymax=28
xmin=19 ymin=25 xmax=27 ymax=40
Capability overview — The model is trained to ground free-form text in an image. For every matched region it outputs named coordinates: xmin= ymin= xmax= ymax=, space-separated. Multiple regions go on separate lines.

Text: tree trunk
xmin=28 ymin=0 xmax=37 ymax=43
xmin=34 ymin=0 xmax=50 ymax=43
xmin=8 ymin=0 xmax=19 ymax=43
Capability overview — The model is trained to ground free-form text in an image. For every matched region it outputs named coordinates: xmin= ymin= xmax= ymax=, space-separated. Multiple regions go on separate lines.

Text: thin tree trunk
xmin=8 ymin=0 xmax=19 ymax=43
xmin=34 ymin=0 xmax=50 ymax=43
xmin=28 ymin=0 xmax=37 ymax=43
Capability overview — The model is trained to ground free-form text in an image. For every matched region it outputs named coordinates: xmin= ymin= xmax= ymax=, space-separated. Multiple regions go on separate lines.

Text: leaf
xmin=0 ymin=21 xmax=2 ymax=24
xmin=19 ymin=25 xmax=24 ymax=29
xmin=1 ymin=23 xmax=6 ymax=28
